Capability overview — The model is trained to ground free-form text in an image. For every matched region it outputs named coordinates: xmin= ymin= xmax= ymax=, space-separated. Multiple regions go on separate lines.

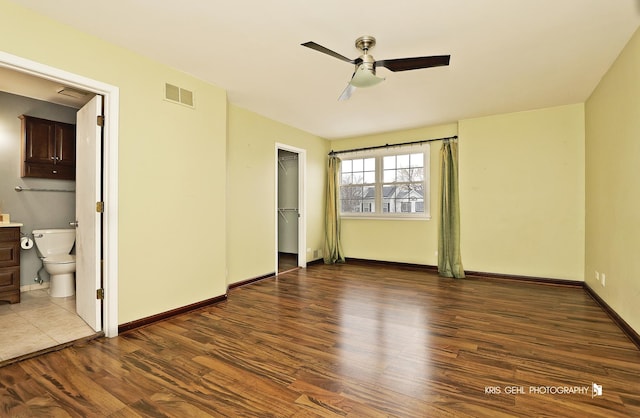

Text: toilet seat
xmin=43 ymin=254 xmax=76 ymax=264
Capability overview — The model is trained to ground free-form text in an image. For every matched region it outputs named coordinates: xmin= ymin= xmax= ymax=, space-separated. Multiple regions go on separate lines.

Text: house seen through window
xmin=339 ymin=144 xmax=430 ymax=219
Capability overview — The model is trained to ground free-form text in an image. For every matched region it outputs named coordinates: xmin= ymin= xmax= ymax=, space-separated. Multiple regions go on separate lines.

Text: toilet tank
xmin=32 ymin=229 xmax=76 ymax=256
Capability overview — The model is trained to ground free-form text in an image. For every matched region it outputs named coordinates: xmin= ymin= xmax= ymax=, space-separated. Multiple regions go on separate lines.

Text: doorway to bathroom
xmin=0 ymin=51 xmax=119 ymax=364
xmin=275 ymin=144 xmax=306 ymax=274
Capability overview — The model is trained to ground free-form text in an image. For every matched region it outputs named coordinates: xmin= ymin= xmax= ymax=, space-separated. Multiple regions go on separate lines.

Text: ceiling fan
xmin=301 ymin=35 xmax=450 ymax=101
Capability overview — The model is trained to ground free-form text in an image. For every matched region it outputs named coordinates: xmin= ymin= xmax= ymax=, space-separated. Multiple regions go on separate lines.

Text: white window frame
xmin=338 ymin=143 xmax=430 ymax=220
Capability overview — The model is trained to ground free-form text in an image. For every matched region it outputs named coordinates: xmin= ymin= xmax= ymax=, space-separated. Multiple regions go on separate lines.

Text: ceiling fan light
xmin=350 ymin=64 xmax=385 ymax=88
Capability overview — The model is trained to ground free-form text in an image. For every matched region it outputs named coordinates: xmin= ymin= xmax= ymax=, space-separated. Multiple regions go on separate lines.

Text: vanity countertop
xmin=0 ymin=222 xmax=23 ymax=228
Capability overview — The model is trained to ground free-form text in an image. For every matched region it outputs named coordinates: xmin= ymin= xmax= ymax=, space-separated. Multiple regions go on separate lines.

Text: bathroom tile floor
xmin=0 ymin=289 xmax=96 ymax=362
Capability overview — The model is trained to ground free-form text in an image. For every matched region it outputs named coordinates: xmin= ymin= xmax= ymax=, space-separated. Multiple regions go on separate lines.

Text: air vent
xmin=164 ymin=83 xmax=195 ymax=108
xmin=57 ymin=87 xmax=90 ymax=99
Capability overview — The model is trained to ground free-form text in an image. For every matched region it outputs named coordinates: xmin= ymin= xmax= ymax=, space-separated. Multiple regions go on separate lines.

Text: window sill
xmin=341 ymin=215 xmax=431 ymax=221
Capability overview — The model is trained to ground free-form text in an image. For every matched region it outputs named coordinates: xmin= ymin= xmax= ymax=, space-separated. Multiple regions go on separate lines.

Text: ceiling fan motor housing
xmin=355 ymin=35 xmax=376 ymax=52
xmin=351 ymin=35 xmax=384 ymax=87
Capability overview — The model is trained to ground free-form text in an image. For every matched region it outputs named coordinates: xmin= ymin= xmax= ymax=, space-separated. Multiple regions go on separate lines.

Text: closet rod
xmin=14 ymin=186 xmax=75 ymax=193
xmin=328 ymin=135 xmax=458 ymax=156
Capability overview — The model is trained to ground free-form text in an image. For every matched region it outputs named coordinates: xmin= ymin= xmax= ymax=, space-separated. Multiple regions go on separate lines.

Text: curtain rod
xmin=328 ymin=135 xmax=458 ymax=156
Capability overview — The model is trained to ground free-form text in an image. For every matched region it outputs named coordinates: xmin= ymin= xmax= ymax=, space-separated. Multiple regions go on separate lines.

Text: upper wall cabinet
xmin=19 ymin=115 xmax=76 ymax=180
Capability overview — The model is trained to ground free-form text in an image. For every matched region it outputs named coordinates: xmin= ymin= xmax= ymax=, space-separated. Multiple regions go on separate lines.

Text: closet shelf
xmin=277 ymin=155 xmax=298 ymax=175
xmin=278 ymin=208 xmax=299 ymax=223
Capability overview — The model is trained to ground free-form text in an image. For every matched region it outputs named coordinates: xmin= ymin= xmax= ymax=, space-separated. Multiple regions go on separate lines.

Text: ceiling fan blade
xmin=375 ymin=55 xmax=450 ymax=72
xmin=338 ymin=83 xmax=356 ymax=101
xmin=301 ymin=41 xmax=359 ymax=64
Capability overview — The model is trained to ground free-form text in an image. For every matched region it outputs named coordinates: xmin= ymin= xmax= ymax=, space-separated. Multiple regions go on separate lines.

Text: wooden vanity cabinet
xmin=0 ymin=227 xmax=20 ymax=304
xmin=20 ymin=115 xmax=76 ymax=180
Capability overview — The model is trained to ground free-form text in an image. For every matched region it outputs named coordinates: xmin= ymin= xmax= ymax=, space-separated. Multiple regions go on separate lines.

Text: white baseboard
xmin=20 ymin=282 xmax=50 ymax=293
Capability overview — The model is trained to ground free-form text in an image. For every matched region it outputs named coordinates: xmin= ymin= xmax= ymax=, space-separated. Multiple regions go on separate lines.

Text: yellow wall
xmin=330 ymin=123 xmax=458 ymax=265
xmin=585 ymin=27 xmax=640 ymax=333
xmin=0 ymin=1 xmax=228 ymax=323
xmin=4 ymin=0 xmax=637 ymax=337
xmin=226 ymin=104 xmax=328 ymax=285
xmin=332 ymin=105 xmax=585 ymax=282
xmin=459 ymin=104 xmax=585 ymax=280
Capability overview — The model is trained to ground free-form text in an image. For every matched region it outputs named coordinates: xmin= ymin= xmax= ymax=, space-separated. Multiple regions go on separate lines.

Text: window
xmin=340 ymin=157 xmax=376 ymax=213
xmin=339 ymin=144 xmax=430 ymax=219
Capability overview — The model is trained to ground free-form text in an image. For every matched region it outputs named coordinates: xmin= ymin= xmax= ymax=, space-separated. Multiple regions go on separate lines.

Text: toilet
xmin=32 ymin=229 xmax=76 ymax=298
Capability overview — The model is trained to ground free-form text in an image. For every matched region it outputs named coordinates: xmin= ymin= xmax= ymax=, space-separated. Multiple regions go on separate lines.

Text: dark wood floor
xmin=1 ymin=262 xmax=639 ymax=417
xmin=278 ymin=252 xmax=298 ymax=273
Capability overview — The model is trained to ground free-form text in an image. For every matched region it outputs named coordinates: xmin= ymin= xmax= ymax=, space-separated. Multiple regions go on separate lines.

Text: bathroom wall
xmin=0 ymin=91 xmax=77 ymax=287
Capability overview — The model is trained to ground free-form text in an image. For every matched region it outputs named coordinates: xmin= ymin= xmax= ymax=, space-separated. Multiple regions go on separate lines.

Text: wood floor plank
xmin=16 ymin=350 xmax=128 ymax=417
xmin=129 ymin=390 xmax=221 ymax=417
xmin=6 ymin=394 xmax=74 ymax=418
xmin=1 ymin=262 xmax=639 ymax=416
xmin=289 ymin=379 xmax=387 ymax=418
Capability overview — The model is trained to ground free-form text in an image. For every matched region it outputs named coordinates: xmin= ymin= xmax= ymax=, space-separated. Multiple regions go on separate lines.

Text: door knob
xmin=70 ymin=221 xmax=79 ymax=228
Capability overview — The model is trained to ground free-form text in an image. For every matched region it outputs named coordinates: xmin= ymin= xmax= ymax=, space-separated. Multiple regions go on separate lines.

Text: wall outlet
xmin=595 ymin=271 xmax=600 ymax=281
xmin=601 ymin=273 xmax=606 ymax=287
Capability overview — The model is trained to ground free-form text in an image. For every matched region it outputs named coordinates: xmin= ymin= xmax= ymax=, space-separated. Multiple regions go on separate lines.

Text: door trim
xmin=0 ymin=51 xmax=120 ymax=337
xmin=275 ymin=143 xmax=307 ymax=273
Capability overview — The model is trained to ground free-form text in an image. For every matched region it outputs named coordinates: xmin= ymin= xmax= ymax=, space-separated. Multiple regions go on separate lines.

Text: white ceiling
xmin=0 ymin=66 xmax=94 ymax=108
xmin=7 ymin=0 xmax=640 ymax=139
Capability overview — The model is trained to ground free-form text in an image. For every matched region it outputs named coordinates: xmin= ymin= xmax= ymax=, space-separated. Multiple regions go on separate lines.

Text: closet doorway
xmin=275 ymin=144 xmax=306 ymax=274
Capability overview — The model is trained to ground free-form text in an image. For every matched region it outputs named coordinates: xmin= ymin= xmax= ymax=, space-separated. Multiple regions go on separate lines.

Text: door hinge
xmin=97 ymin=115 xmax=105 ymax=127
xmin=96 ymin=201 xmax=104 ymax=213
xmin=97 ymin=288 xmax=104 ymax=300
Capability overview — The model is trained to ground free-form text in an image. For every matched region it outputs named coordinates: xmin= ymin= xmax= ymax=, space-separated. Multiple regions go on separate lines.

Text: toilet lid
xmin=44 ymin=254 xmax=76 ymax=264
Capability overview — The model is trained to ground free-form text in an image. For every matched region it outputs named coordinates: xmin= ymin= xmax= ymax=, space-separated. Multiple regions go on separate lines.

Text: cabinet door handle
xmin=52 ymin=170 xmax=58 ymax=174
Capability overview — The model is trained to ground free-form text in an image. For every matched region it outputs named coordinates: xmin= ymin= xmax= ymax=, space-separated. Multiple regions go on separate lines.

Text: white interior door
xmin=75 ymin=95 xmax=102 ymax=331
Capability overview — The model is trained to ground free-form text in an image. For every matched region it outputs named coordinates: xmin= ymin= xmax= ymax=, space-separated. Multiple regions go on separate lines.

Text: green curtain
xmin=438 ymin=139 xmax=465 ymax=278
xmin=324 ymin=155 xmax=345 ymax=264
